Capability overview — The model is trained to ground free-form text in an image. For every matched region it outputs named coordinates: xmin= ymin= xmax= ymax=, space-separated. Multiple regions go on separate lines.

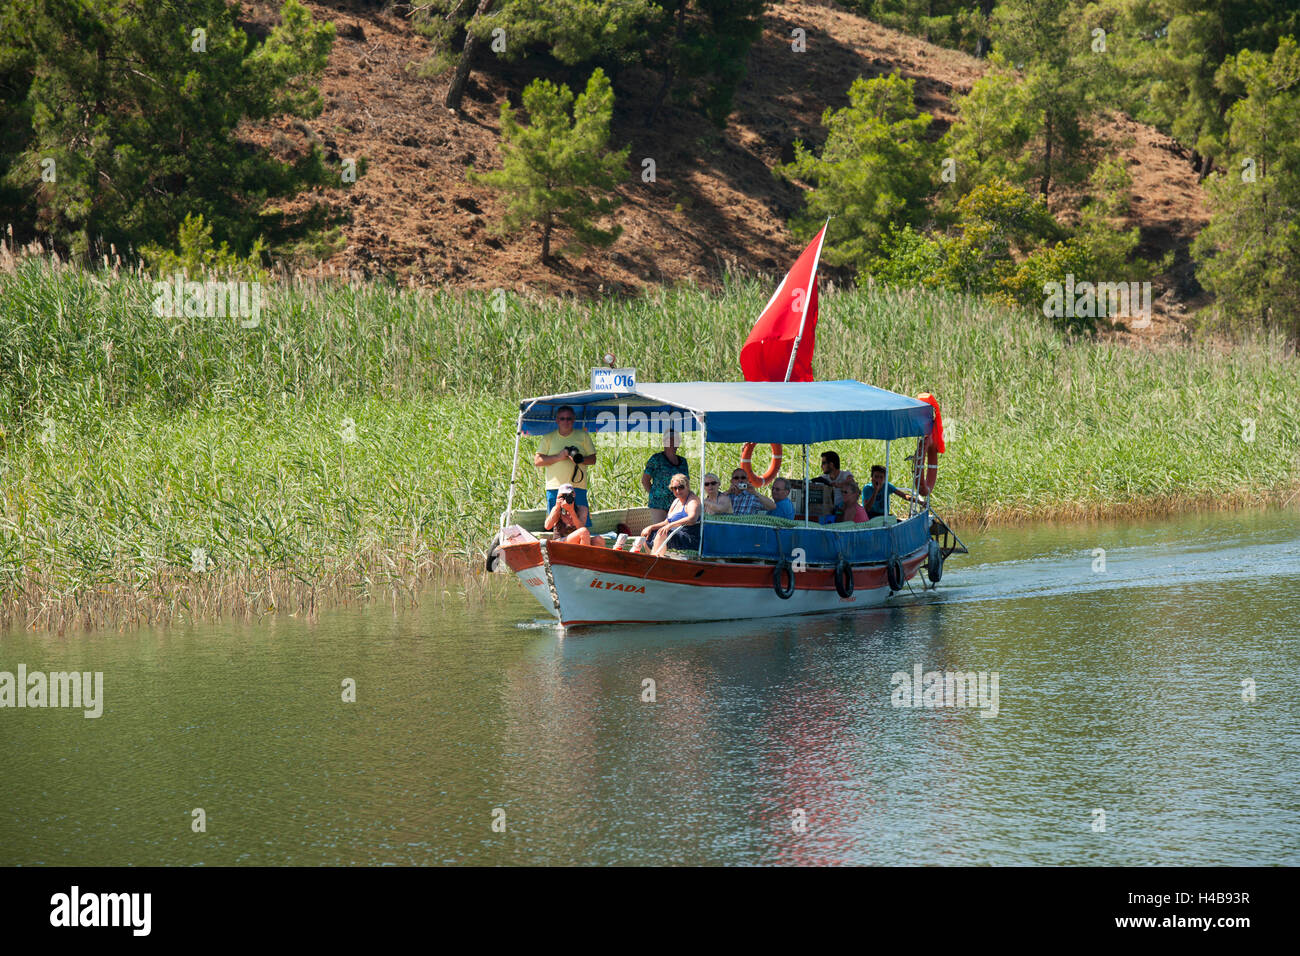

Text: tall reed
xmin=2 ymin=258 xmax=1297 ymax=631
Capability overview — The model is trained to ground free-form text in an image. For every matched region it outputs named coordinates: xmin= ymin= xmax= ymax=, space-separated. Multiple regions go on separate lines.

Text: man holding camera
xmin=727 ymin=468 xmax=777 ymax=516
xmin=534 ymin=405 xmax=597 ymax=527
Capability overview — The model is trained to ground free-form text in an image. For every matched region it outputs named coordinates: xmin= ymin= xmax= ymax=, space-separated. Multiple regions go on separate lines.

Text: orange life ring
xmin=918 ymin=435 xmax=939 ymax=496
xmin=740 ymin=442 xmax=783 ymax=488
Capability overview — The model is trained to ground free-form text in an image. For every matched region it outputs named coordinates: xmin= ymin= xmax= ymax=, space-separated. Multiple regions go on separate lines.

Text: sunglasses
xmin=731 ymin=475 xmax=746 ymax=481
xmin=670 ymin=484 xmax=686 ymax=491
xmin=704 ymin=480 xmax=718 ymax=486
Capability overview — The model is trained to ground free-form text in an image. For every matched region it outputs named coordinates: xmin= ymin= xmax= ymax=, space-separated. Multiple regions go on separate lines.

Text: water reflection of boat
xmin=491 ymin=380 xmax=968 ymax=629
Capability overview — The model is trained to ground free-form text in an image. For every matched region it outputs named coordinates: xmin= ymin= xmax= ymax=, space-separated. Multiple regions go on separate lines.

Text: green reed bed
xmin=1 ymin=258 xmax=1297 ymax=630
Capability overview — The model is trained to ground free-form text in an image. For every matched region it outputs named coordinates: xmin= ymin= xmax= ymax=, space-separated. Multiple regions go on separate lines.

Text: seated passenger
xmin=544 ymin=483 xmax=604 ymax=546
xmin=812 ymin=450 xmax=856 ymax=511
xmin=700 ymin=473 xmax=733 ymax=515
xmin=769 ymin=477 xmax=796 ymax=519
xmin=641 ymin=428 xmax=688 ymax=524
xmin=727 ymin=469 xmax=777 ymax=516
xmin=863 ymin=465 xmax=913 ymax=519
xmin=840 ymin=482 xmax=869 ymax=523
xmin=634 ymin=474 xmax=700 ymax=555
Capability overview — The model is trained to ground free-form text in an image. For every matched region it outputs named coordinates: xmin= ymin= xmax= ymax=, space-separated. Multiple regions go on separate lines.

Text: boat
xmin=489 ymin=379 xmax=967 ymax=629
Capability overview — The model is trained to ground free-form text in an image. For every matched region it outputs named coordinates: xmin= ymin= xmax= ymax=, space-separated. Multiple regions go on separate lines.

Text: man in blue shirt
xmin=863 ymin=465 xmax=914 ymax=519
xmin=769 ymin=477 xmax=796 ymax=519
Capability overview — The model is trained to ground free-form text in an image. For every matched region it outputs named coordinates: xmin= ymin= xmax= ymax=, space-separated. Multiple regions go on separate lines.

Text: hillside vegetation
xmin=6 ymin=0 xmax=1277 ymax=334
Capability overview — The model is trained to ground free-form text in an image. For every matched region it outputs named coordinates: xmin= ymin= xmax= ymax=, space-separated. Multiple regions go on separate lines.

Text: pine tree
xmin=644 ymin=1 xmax=766 ymax=127
xmin=777 ymin=74 xmax=939 ymax=269
xmin=990 ymin=0 xmax=1103 ymax=206
xmin=423 ymin=0 xmax=655 ymax=112
xmin=1191 ymin=36 xmax=1300 ymax=338
xmin=0 ymin=2 xmax=34 ymax=232
xmin=1091 ymin=0 xmax=1300 ymax=178
xmin=469 ymin=68 xmax=629 ymax=261
xmin=940 ymin=56 xmax=1038 ymax=202
xmin=851 ymin=1 xmax=993 ymax=55
xmin=473 ymin=0 xmax=653 ymax=66
xmin=2 ymin=0 xmax=335 ymax=259
xmin=419 ymin=1 xmax=765 ymax=127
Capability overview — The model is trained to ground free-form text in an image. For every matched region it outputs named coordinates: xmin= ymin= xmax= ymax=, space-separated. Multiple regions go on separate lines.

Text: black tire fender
xmin=834 ymin=557 xmax=855 ymax=598
xmin=773 ymin=559 xmax=795 ymax=599
xmin=486 ymin=532 xmax=503 ymax=573
xmin=886 ymin=554 xmax=905 ymax=592
xmin=927 ymin=538 xmax=943 ymax=583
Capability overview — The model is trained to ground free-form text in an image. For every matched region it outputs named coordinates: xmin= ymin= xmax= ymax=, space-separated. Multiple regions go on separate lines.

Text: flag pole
xmin=782 ymin=218 xmax=830 ymax=383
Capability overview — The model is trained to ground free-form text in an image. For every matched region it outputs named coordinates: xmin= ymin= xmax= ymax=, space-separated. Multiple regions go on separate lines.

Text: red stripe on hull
xmin=501 ymin=541 xmax=544 ymax=573
xmin=545 ymin=540 xmax=926 ymax=593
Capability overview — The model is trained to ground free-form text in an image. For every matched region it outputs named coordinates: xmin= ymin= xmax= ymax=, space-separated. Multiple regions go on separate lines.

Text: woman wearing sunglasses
xmin=700 ymin=473 xmax=733 ymax=515
xmin=641 ymin=428 xmax=688 ymax=524
xmin=633 ymin=474 xmax=701 ymax=556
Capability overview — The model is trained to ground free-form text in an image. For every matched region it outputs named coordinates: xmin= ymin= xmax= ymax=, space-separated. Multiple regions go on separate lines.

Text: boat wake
xmin=929 ymin=524 xmax=1300 ymax=607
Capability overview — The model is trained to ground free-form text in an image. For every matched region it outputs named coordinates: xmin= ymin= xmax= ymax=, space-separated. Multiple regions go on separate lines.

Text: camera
xmin=565 ymin=445 xmax=584 ymax=464
xmin=736 ymin=481 xmax=748 ymax=491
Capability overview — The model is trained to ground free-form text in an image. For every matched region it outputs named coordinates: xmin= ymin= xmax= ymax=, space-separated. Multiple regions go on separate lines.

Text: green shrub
xmin=140 ymin=214 xmax=266 ymax=281
xmin=468 ymin=68 xmax=629 ymax=261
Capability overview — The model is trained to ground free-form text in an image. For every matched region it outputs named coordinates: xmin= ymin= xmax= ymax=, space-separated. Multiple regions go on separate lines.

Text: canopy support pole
xmin=884 ymin=439 xmax=891 ymax=520
xmin=915 ymin=437 xmax=925 ymax=520
xmin=697 ymin=413 xmax=707 ymax=556
xmin=503 ymin=408 xmax=527 ymax=531
xmin=803 ymin=444 xmax=809 ymax=527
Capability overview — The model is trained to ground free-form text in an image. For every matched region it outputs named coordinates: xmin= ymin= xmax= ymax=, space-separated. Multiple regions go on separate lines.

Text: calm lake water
xmin=3 ymin=507 xmax=1298 ymax=866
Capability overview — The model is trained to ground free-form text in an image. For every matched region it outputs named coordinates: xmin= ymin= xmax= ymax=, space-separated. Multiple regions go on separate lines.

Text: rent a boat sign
xmin=591 ymin=367 xmax=636 ymax=391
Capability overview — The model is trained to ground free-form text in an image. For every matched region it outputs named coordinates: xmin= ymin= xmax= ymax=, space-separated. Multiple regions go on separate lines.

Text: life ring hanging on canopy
xmin=739 ymin=442 xmax=783 ymax=488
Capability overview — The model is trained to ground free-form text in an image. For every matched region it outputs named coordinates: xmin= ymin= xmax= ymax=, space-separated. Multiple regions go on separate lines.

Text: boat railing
xmin=505 ymin=506 xmax=659 ymax=537
xmin=699 ymin=507 xmax=930 ymax=565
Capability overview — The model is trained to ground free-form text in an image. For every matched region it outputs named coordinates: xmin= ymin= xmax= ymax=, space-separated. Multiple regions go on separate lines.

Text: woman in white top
xmin=699 ymin=472 xmax=733 ymax=515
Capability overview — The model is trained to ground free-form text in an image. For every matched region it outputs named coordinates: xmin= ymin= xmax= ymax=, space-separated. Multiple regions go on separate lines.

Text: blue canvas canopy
xmin=518 ymin=380 xmax=934 ymax=444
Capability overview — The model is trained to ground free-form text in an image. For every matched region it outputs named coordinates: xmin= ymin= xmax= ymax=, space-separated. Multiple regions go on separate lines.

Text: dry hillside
xmin=244 ymin=0 xmax=1208 ymax=333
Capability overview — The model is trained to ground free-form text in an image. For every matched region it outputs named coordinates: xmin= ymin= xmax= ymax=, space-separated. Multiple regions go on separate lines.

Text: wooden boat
xmin=490 ymin=380 xmax=966 ymax=629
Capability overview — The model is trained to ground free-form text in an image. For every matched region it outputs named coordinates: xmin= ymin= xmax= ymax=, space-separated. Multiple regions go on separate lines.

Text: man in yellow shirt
xmin=534 ymin=405 xmax=597 ymax=527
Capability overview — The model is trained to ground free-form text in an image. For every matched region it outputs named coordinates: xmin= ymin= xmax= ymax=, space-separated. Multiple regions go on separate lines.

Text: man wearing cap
xmin=533 ymin=404 xmax=596 ymax=527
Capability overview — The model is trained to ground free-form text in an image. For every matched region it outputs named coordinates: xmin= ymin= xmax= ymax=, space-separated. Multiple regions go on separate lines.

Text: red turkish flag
xmin=740 ymin=223 xmax=828 ymax=382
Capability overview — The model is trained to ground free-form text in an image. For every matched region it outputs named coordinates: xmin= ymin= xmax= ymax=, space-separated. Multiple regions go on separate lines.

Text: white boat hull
xmin=501 ymin=539 xmax=928 ymax=629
